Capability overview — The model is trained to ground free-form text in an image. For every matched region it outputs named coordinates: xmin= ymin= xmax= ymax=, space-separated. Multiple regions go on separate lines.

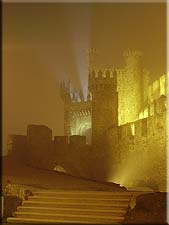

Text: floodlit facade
xmin=60 ymin=48 xmax=167 ymax=190
xmin=60 ymin=49 xmax=166 ymax=143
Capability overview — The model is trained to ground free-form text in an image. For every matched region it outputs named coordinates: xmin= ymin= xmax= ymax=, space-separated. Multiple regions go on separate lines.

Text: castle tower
xmin=88 ymin=69 xmax=118 ymax=145
xmin=123 ymin=49 xmax=143 ymax=122
xmin=87 ymin=48 xmax=98 ymax=70
xmin=60 ymin=80 xmax=92 ymax=138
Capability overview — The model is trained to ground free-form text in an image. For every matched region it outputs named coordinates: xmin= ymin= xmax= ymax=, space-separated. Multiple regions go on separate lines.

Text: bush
xmin=3 ymin=195 xmax=22 ymax=219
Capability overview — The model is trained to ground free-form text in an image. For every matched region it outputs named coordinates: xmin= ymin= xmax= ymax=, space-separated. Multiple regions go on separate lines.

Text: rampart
xmin=105 ymin=109 xmax=166 ymax=191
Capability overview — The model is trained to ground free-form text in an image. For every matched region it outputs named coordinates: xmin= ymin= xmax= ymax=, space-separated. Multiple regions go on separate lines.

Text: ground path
xmin=2 ymin=156 xmax=125 ymax=191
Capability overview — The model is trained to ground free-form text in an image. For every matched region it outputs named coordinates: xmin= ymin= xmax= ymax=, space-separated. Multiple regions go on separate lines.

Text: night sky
xmin=2 ymin=3 xmax=166 ymax=154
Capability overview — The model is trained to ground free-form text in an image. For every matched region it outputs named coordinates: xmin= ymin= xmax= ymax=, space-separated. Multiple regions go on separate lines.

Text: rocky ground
xmin=124 ymin=192 xmax=167 ymax=224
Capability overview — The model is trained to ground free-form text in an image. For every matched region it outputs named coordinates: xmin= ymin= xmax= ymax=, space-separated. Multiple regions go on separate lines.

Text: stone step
xmin=28 ymin=196 xmax=130 ymax=204
xmin=33 ymin=190 xmax=131 ymax=198
xmin=33 ymin=193 xmax=131 ymax=200
xmin=7 ymin=190 xmax=131 ymax=224
xmin=7 ymin=217 xmax=122 ymax=224
xmin=17 ymin=206 xmax=126 ymax=216
xmin=22 ymin=200 xmax=129 ymax=209
xmin=13 ymin=211 xmax=124 ymax=223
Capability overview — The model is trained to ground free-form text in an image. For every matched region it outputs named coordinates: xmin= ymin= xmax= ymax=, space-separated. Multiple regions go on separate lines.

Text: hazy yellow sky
xmin=2 ymin=3 xmax=166 ymax=154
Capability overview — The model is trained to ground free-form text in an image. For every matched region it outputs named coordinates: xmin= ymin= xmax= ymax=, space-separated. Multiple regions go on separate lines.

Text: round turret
xmin=123 ymin=49 xmax=143 ymax=122
xmin=87 ymin=47 xmax=98 ymax=70
xmin=123 ymin=49 xmax=143 ymax=69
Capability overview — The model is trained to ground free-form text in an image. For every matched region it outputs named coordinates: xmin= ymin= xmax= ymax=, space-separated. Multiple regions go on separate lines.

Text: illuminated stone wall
xmin=138 ymin=73 xmax=167 ymax=120
xmin=117 ymin=68 xmax=151 ymax=125
xmin=58 ymin=50 xmax=167 ymax=190
xmin=148 ymin=74 xmax=167 ymax=103
xmin=117 ymin=50 xmax=150 ymax=125
xmin=60 ymin=49 xmax=157 ymax=139
xmin=69 ymin=101 xmax=92 ymax=136
xmin=61 ymin=50 xmax=167 ymax=141
xmin=105 ymin=106 xmax=166 ymax=191
xmin=60 ymin=82 xmax=92 ymax=142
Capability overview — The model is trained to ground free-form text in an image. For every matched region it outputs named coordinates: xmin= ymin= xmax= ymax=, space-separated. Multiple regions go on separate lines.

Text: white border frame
xmin=2 ymin=0 xmax=168 ymax=223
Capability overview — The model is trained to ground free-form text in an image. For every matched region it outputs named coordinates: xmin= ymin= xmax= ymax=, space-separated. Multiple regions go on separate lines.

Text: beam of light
xmin=29 ymin=6 xmax=88 ymax=90
xmin=24 ymin=5 xmax=93 ymax=101
xmin=106 ymin=124 xmax=167 ymax=191
xmin=107 ymin=152 xmax=150 ymax=189
xmin=63 ymin=5 xmax=93 ymax=100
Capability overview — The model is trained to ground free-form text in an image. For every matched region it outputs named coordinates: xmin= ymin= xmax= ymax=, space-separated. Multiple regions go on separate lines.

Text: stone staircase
xmin=7 ymin=190 xmax=132 ymax=224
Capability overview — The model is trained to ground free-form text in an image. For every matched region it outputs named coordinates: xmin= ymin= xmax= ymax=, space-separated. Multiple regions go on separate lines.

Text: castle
xmin=7 ymin=48 xmax=167 ymax=191
xmin=60 ymin=48 xmax=166 ymax=145
xmin=59 ymin=48 xmax=167 ymax=190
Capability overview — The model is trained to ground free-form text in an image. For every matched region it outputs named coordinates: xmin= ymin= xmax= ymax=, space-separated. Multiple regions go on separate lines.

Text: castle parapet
xmin=27 ymin=125 xmax=52 ymax=142
xmin=88 ymin=69 xmax=117 ymax=92
xmin=89 ymin=68 xmax=115 ymax=77
xmin=123 ymin=49 xmax=142 ymax=58
xmin=54 ymin=136 xmax=68 ymax=145
xmin=70 ymin=100 xmax=92 ymax=118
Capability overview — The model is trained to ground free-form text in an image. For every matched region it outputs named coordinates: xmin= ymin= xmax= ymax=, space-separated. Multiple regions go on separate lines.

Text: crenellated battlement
xmin=123 ymin=49 xmax=142 ymax=58
xmin=70 ymin=100 xmax=92 ymax=118
xmin=89 ymin=68 xmax=114 ymax=77
xmin=116 ymin=68 xmax=126 ymax=76
xmin=88 ymin=69 xmax=117 ymax=92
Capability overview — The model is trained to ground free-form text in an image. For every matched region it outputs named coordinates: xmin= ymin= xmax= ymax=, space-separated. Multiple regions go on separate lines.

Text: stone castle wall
xmin=105 ymin=109 xmax=166 ymax=191
xmin=57 ymin=49 xmax=167 ymax=191
xmin=27 ymin=125 xmax=53 ymax=168
xmin=6 ymin=49 xmax=167 ymax=191
xmin=148 ymin=74 xmax=166 ymax=103
xmin=7 ymin=107 xmax=166 ymax=191
xmin=117 ymin=68 xmax=150 ymax=125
